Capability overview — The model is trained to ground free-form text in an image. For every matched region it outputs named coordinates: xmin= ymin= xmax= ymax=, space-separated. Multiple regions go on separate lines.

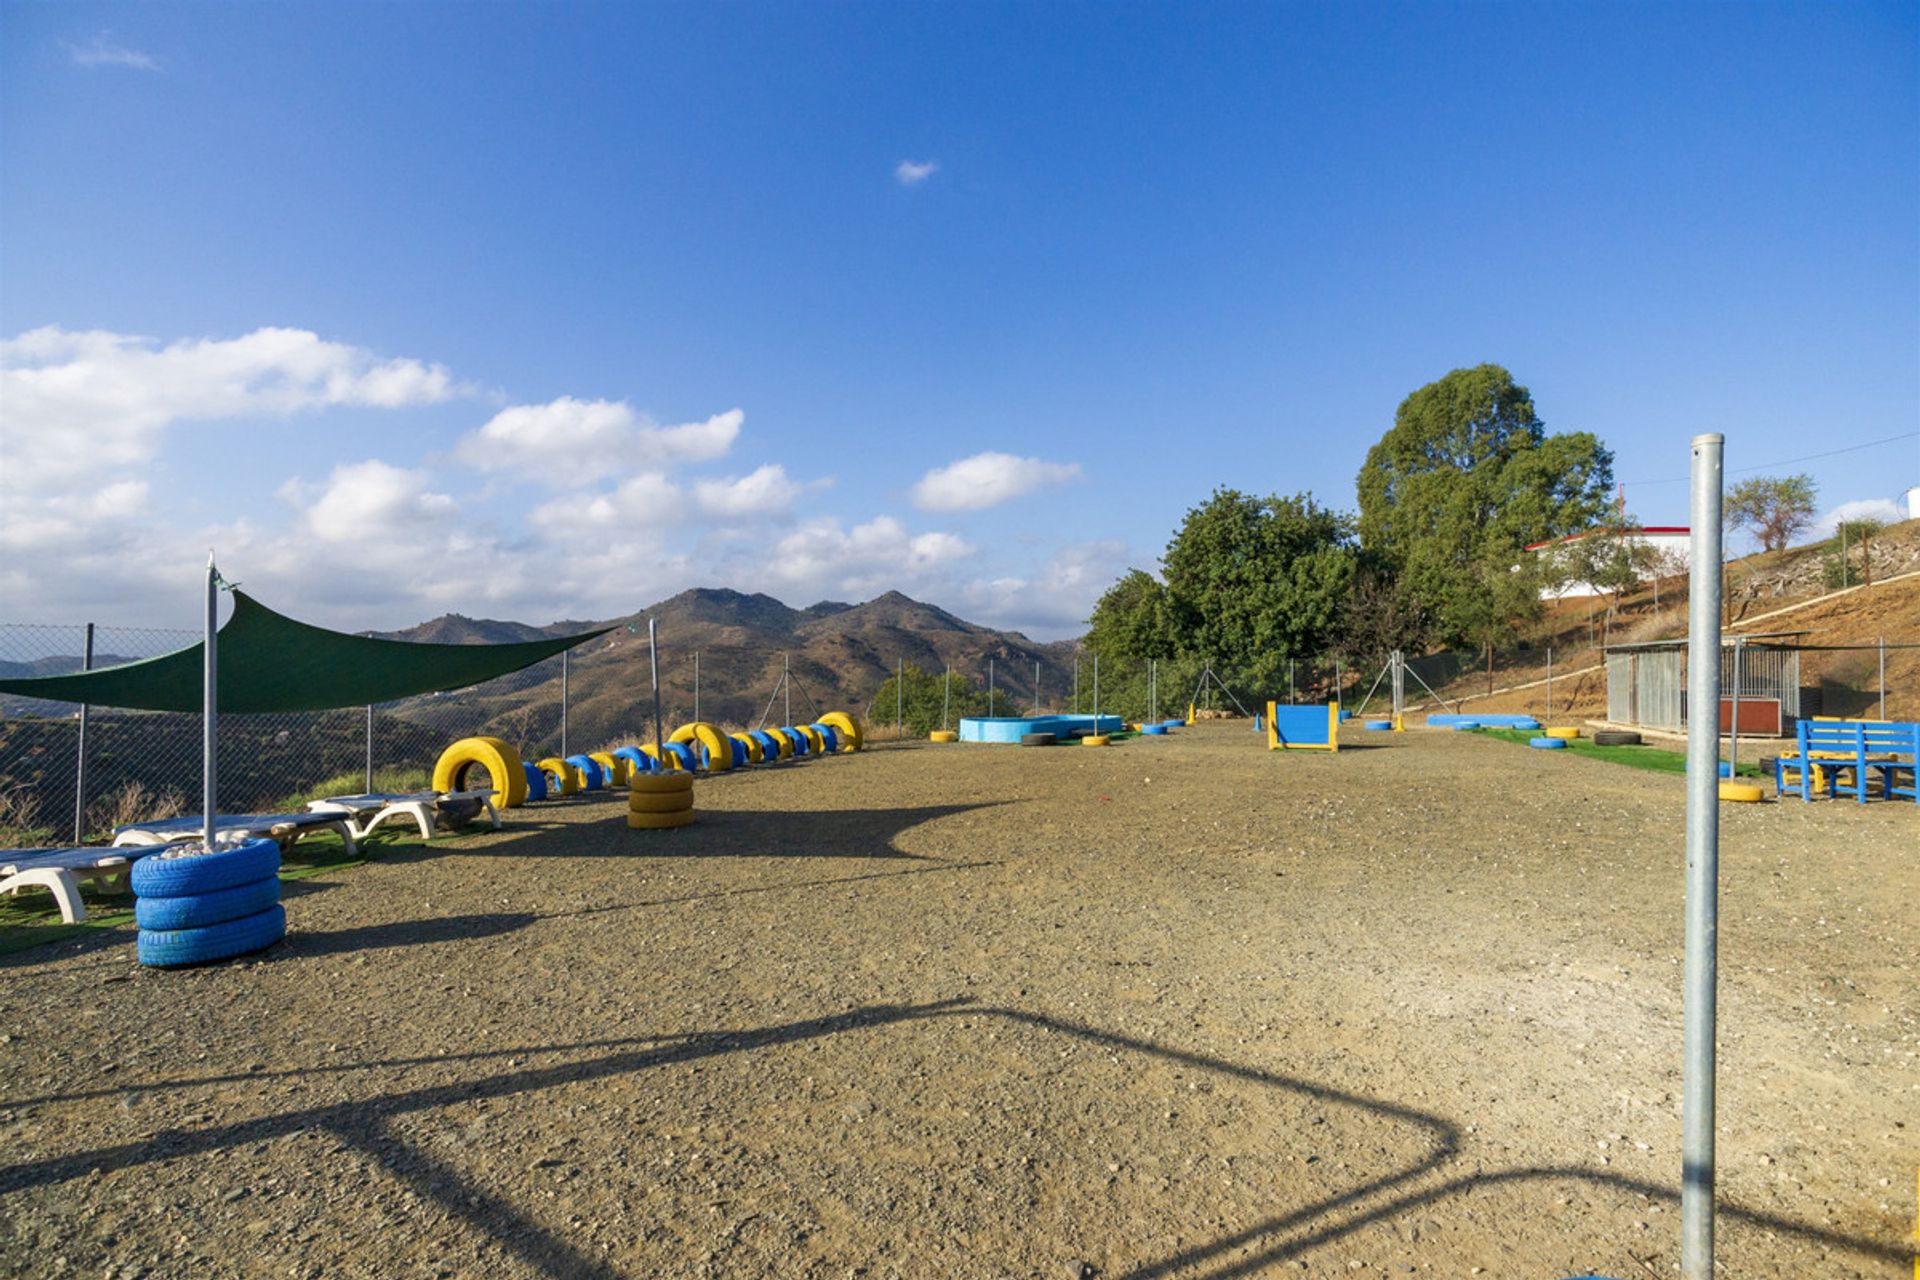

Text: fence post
xmin=1547 ymin=646 xmax=1554 ymax=719
xmin=365 ymin=704 xmax=374 ymax=794
xmin=897 ymin=658 xmax=904 ymax=735
xmin=989 ymin=658 xmax=996 ymax=717
xmin=203 ymin=554 xmax=219 ymax=847
xmin=1682 ymin=432 xmax=1725 ymax=1280
xmin=694 ymin=651 xmax=700 ymax=724
xmin=560 ymin=649 xmax=570 ymax=759
xmin=1034 ymin=660 xmax=1041 ymax=714
xmin=784 ymin=652 xmax=792 ymax=725
xmin=1878 ymin=636 xmax=1886 ymax=717
xmin=649 ymin=620 xmax=662 ymax=751
xmin=73 ymin=622 xmax=94 ymax=843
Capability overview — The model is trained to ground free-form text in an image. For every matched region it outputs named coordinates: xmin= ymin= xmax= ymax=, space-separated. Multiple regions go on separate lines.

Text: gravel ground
xmin=1 ymin=723 xmax=1913 ymax=1279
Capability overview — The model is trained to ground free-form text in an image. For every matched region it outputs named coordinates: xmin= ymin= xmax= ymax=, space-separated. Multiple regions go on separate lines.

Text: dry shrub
xmin=0 ymin=782 xmax=51 ymax=845
xmin=87 ymin=781 xmax=185 ymax=840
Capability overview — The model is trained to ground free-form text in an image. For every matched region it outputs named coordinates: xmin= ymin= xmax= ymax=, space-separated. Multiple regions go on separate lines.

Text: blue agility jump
xmin=1264 ymin=701 xmax=1339 ymax=752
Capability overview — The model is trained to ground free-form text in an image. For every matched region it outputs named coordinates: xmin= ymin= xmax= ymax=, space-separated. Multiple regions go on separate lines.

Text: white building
xmin=1907 ymin=485 xmax=1920 ymax=521
xmin=1526 ymin=525 xmax=1691 ymax=599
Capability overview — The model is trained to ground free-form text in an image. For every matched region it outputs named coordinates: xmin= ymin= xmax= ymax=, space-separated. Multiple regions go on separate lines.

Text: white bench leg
xmin=481 ymin=798 xmax=502 ymax=830
xmin=0 ymin=868 xmax=87 ymax=924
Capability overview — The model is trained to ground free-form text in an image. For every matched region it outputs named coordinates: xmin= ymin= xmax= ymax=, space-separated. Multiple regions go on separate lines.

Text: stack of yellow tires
xmin=628 ymin=772 xmax=695 ymax=830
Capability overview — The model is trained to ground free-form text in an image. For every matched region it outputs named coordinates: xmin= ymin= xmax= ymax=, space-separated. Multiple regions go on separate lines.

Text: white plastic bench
xmin=0 ymin=848 xmax=133 ymax=924
xmin=305 ymin=789 xmax=501 ymax=841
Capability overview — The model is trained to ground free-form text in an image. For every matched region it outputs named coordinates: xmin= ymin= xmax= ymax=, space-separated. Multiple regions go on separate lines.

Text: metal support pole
xmin=649 ymin=619 xmax=663 ymax=751
xmin=1682 ymin=433 xmax=1725 ymax=1280
xmin=942 ymin=665 xmax=951 ymax=731
xmin=1093 ymin=653 xmax=1100 ymax=721
xmin=694 ymin=651 xmax=700 ymax=724
xmin=897 ymin=658 xmax=904 ymax=735
xmin=784 ymin=653 xmax=791 ymax=726
xmin=73 ymin=623 xmax=94 ymax=842
xmin=1878 ymin=636 xmax=1886 ymax=718
xmin=1288 ymin=658 xmax=1295 ymax=706
xmin=1729 ymin=638 xmax=1743 ymax=775
xmin=1035 ymin=660 xmax=1041 ymax=714
xmin=560 ymin=649 xmax=570 ymax=759
xmin=365 ymin=704 xmax=374 ymax=794
xmin=203 ymin=554 xmax=219 ymax=847
xmin=1334 ymin=658 xmax=1342 ymax=711
xmin=1073 ymin=655 xmax=1080 ymax=714
xmin=989 ymin=658 xmax=996 ymax=717
xmin=1547 ymin=646 xmax=1554 ymax=719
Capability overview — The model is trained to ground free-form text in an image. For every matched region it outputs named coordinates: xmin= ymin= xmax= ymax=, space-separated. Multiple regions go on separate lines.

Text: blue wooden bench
xmin=1775 ymin=719 xmax=1919 ymax=804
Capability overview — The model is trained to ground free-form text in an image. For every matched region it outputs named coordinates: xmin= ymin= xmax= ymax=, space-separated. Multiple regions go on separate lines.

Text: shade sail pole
xmin=203 ymin=552 xmax=219 ymax=846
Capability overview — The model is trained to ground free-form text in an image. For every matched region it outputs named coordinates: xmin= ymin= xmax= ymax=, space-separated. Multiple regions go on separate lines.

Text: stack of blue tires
xmin=131 ymin=837 xmax=286 ymax=967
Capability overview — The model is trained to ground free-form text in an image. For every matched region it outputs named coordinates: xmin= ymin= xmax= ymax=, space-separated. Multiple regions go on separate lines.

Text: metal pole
xmin=1682 ymin=432 xmax=1725 ymax=1280
xmin=1073 ymin=655 xmax=1079 ymax=713
xmin=1547 ymin=646 xmax=1554 ymax=719
xmin=73 ymin=623 xmax=94 ymax=842
xmin=694 ymin=651 xmax=700 ymax=724
xmin=897 ymin=658 xmax=904 ymax=735
xmin=1729 ymin=638 xmax=1743 ymax=775
xmin=560 ymin=649 xmax=569 ymax=759
xmin=649 ymin=619 xmax=662 ymax=751
xmin=784 ymin=653 xmax=791 ymax=725
xmin=1288 ymin=658 xmax=1295 ymax=706
xmin=1878 ymin=636 xmax=1886 ymax=717
xmin=1334 ymin=658 xmax=1342 ymax=712
xmin=1093 ymin=653 xmax=1100 ymax=721
xmin=203 ymin=553 xmax=219 ymax=847
xmin=365 ymin=704 xmax=374 ymax=794
xmin=1035 ymin=660 xmax=1041 ymax=714
xmin=943 ymin=665 xmax=951 ymax=731
xmin=989 ymin=658 xmax=996 ymax=717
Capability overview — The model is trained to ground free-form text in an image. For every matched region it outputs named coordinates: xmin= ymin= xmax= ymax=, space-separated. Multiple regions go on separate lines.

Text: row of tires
xmin=130 ymin=837 xmax=286 ymax=967
xmin=432 ymin=711 xmax=865 ymax=809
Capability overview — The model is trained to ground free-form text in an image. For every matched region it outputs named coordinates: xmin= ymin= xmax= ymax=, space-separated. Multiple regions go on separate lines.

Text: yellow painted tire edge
xmin=588 ymin=750 xmax=627 ymax=785
xmin=433 ymin=737 xmax=529 ymax=809
xmin=1545 ymin=727 xmax=1581 ymax=740
xmin=1081 ymin=735 xmax=1110 ymax=747
xmin=535 ymin=757 xmax=584 ymax=795
xmin=929 ymin=730 xmax=958 ymax=742
xmin=1719 ymin=781 xmax=1764 ymax=803
xmin=627 ymin=808 xmax=696 ymax=830
xmin=729 ymin=732 xmax=764 ymax=764
xmin=629 ymin=792 xmax=695 ymax=814
xmin=629 ymin=773 xmax=694 ymax=795
xmin=818 ymin=711 xmax=863 ymax=752
xmin=766 ymin=728 xmax=795 ymax=760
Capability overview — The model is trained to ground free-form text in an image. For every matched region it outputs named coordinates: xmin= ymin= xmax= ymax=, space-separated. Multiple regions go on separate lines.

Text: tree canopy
xmin=1355 ymin=363 xmax=1613 ymax=645
xmin=1726 ymin=474 xmax=1817 ymax=555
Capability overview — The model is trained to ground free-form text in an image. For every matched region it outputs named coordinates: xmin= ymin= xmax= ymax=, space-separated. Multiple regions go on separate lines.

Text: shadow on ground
xmin=0 ymin=999 xmax=1899 ymax=1279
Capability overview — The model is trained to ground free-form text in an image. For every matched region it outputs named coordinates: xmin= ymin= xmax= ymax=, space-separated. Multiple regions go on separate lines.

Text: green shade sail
xmin=0 ymin=591 xmax=610 ymax=713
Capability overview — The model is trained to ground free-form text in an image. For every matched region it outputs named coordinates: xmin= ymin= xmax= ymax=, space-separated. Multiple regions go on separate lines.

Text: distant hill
xmin=379 ymin=587 xmax=1086 ymax=753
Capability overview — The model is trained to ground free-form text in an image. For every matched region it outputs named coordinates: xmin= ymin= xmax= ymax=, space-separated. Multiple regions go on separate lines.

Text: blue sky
xmin=3 ymin=1 xmax=1915 ymax=638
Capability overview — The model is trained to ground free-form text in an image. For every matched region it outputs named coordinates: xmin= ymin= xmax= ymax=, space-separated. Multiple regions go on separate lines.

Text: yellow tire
xmin=1081 ymin=734 xmax=1110 ymax=747
xmin=796 ymin=725 xmax=826 ymax=756
xmin=729 ymin=731 xmax=764 ymax=764
xmin=629 ymin=771 xmax=693 ymax=795
xmin=1719 ymin=781 xmax=1764 ymax=803
xmin=929 ymin=730 xmax=958 ymax=743
xmin=817 ymin=710 xmax=863 ymax=752
xmin=535 ymin=756 xmax=584 ymax=795
xmin=629 ymin=791 xmax=695 ymax=814
xmin=1546 ymin=727 xmax=1580 ymax=740
xmin=667 ymin=724 xmax=698 ymax=745
xmin=627 ymin=808 xmax=696 ymax=830
xmin=433 ymin=736 xmax=528 ymax=809
xmin=589 ymin=750 xmax=627 ymax=785
xmin=766 ymin=728 xmax=795 ymax=760
xmin=681 ymin=722 xmax=733 ymax=773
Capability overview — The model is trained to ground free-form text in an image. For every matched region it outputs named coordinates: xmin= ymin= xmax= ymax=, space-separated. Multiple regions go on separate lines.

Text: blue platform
xmin=957 ymin=714 xmax=1125 ymax=743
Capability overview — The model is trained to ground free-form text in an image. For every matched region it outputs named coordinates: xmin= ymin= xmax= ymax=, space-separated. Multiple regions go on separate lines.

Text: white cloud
xmin=762 ymin=516 xmax=975 ymax=595
xmin=456 ymin=399 xmax=741 ymax=484
xmin=529 ymin=471 xmax=686 ymax=531
xmin=300 ymin=460 xmax=457 ymax=544
xmin=694 ymin=464 xmax=808 ymax=517
xmin=911 ymin=451 xmax=1083 ymax=512
xmin=1810 ymin=497 xmax=1906 ymax=541
xmin=958 ymin=540 xmax=1133 ymax=636
xmin=895 ymin=160 xmax=938 ymax=186
xmin=0 ymin=325 xmax=460 ymax=489
xmin=65 ymin=33 xmax=160 ymax=71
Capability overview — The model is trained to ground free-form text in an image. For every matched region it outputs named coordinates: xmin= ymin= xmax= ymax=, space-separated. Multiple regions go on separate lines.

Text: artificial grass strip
xmin=1474 ymin=726 xmax=1765 ymax=778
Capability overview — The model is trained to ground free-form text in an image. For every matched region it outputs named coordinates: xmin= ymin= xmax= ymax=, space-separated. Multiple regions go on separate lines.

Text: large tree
xmin=1159 ymin=488 xmax=1357 ymax=691
xmin=1356 ymin=364 xmax=1613 ymax=646
xmin=1726 ymin=474 xmax=1817 ymax=555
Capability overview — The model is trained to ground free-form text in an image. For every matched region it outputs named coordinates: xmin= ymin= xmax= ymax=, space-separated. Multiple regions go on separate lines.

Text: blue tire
xmin=130 ymin=838 xmax=280 ymax=898
xmin=728 ymin=737 xmax=747 ymax=767
xmin=613 ymin=746 xmax=654 ymax=774
xmin=781 ymin=727 xmax=809 ymax=757
xmin=1363 ymin=720 xmax=1393 ymax=730
xmin=811 ymin=723 xmax=840 ymax=753
xmin=564 ymin=754 xmax=605 ymax=790
xmin=1514 ymin=719 xmax=1541 ymax=731
xmin=662 ymin=742 xmax=697 ymax=771
xmin=1529 ymin=736 xmax=1567 ymax=750
xmin=135 ymin=876 xmax=281 ymax=931
xmin=748 ymin=730 xmax=780 ymax=761
xmin=521 ymin=761 xmax=549 ymax=802
xmin=138 ymin=904 xmax=286 ymax=968
xmin=1142 ymin=724 xmax=1168 ymax=735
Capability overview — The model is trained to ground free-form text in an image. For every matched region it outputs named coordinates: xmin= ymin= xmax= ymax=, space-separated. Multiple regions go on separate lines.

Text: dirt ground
xmin=2 ymin=724 xmax=1914 ymax=1279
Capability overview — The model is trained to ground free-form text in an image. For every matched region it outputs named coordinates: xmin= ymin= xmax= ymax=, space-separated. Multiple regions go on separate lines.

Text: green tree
xmin=1160 ymin=489 xmax=1357 ymax=693
xmin=870 ymin=663 xmax=990 ymax=737
xmin=1726 ymin=474 xmax=1816 ymax=555
xmin=1085 ymin=569 xmax=1177 ymax=662
xmin=1356 ymin=364 xmax=1613 ymax=646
